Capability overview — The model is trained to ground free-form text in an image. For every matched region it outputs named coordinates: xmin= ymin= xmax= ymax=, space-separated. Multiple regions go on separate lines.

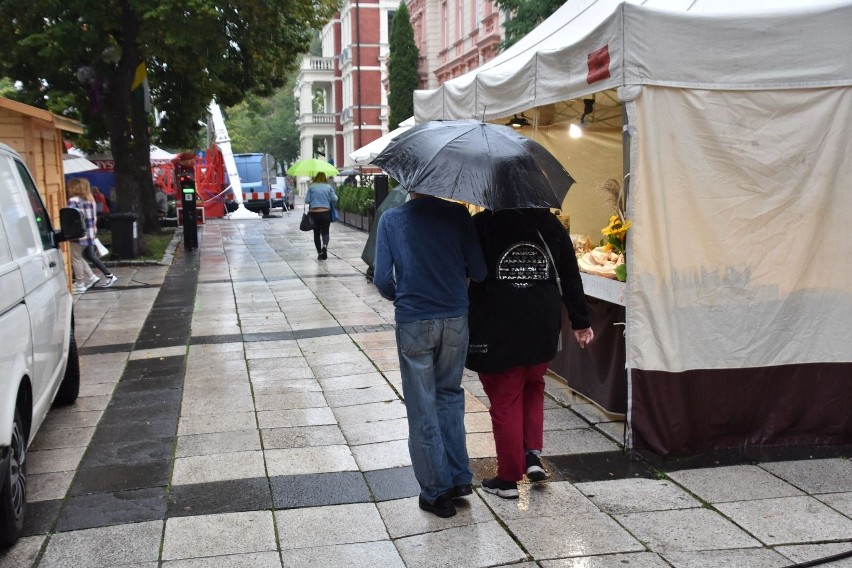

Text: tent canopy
xmin=414 ymin=0 xmax=852 ymax=123
xmin=350 ymin=117 xmax=415 ymax=166
xmin=412 ymin=0 xmax=852 ymax=455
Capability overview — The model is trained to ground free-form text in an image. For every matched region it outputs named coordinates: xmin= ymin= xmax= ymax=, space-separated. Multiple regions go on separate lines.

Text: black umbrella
xmin=371 ymin=120 xmax=574 ymax=210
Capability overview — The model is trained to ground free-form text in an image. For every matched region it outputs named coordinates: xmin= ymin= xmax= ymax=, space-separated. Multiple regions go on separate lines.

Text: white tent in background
xmin=62 ymin=153 xmax=100 ymax=175
xmin=414 ymin=0 xmax=852 ymax=455
xmin=350 ymin=117 xmax=415 ymax=166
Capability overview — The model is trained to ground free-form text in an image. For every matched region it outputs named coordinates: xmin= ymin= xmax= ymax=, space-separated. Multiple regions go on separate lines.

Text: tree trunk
xmin=103 ymin=3 xmax=160 ymax=247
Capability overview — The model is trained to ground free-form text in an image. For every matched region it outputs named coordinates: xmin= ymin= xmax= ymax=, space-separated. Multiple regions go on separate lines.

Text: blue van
xmin=225 ymin=153 xmax=291 ymax=216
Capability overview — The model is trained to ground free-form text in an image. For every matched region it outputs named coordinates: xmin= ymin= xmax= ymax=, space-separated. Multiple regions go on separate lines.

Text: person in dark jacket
xmin=466 ymin=208 xmax=593 ymax=499
xmin=374 ymin=193 xmax=487 ymax=518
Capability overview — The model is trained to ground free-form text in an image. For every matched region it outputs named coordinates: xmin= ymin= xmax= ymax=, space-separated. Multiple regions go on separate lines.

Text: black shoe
xmin=453 ymin=484 xmax=473 ymax=498
xmin=418 ymin=492 xmax=457 ymax=518
xmin=526 ymin=451 xmax=550 ymax=482
xmin=320 ymin=246 xmax=328 ymax=260
xmin=481 ymin=477 xmax=519 ymax=499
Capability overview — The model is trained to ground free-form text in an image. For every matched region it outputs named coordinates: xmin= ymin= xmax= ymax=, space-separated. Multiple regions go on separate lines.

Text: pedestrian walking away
xmin=304 ymin=172 xmax=338 ymax=260
xmin=66 ymin=177 xmax=118 ymax=293
xmin=374 ymin=193 xmax=487 ymax=518
xmin=466 ymin=208 xmax=593 ymax=499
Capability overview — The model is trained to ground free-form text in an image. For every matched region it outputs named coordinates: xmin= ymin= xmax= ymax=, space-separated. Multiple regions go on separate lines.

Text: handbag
xmin=300 ymin=208 xmax=314 ymax=231
xmin=329 ymin=203 xmax=339 ymax=222
xmin=94 ymin=238 xmax=109 ymax=258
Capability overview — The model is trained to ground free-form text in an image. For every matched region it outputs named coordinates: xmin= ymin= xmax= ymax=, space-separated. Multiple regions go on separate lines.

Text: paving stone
xmin=377 ymin=495 xmax=498 ymax=539
xmin=38 ymin=520 xmax=162 ymax=568
xmin=542 ymin=428 xmax=621 ymax=455
xmin=56 ymin=487 xmax=167 ymax=532
xmin=90 ymin=417 xmax=177 ymax=444
xmin=265 ymin=445 xmax=358 ymax=476
xmin=576 ymin=478 xmax=701 ymax=514
xmin=279 ymin=541 xmax=405 ymax=568
xmin=172 ymin=451 xmax=267 ymax=485
xmin=27 ymin=447 xmax=86 ymax=474
xmin=614 ymin=508 xmax=762 ymax=553
xmin=39 ymin=410 xmax=104 ymax=431
xmin=22 ymin=499 xmax=62 ymax=536
xmin=176 ymin=429 xmax=261 ymax=457
xmin=178 ymin=412 xmax=257 ymax=436
xmin=662 ymin=548 xmax=790 ymax=568
xmin=161 ymin=551 xmax=282 ymax=567
xmin=332 ymin=400 xmax=407 ymax=425
xmin=80 ymin=437 xmax=174 ymax=469
xmin=277 ymin=502 xmax=388 ymax=549
xmin=775 ymin=542 xmax=852 ymax=565
xmin=324 ymin=384 xmax=398 ymax=408
xmin=816 ymin=491 xmax=852 ymax=517
xmin=261 ymin=425 xmax=346 ymax=449
xmin=760 ymin=458 xmax=852 ymax=495
xmin=547 ymin=450 xmax=658 ymax=483
xmin=394 ymin=520 xmax=527 ymax=568
xmin=364 ymin=466 xmax=421 ymax=502
xmin=98 ymin=399 xmax=181 ymax=426
xmin=541 ymin=553 xmax=671 ymax=567
xmin=256 ymin=407 xmax=337 ymax=429
xmin=668 ymin=464 xmax=806 ymax=503
xmin=0 ymin=535 xmax=45 ymax=568
xmin=27 ymin=471 xmax=75 ymax=502
xmin=162 ymin=511 xmax=276 ymax=560
xmin=30 ymin=426 xmax=96 ymax=451
xmin=271 ymin=471 xmax=371 ymax=509
xmin=168 ymin=478 xmax=273 ymax=518
xmin=715 ymin=495 xmax=852 ymax=545
xmin=70 ymin=460 xmax=171 ymax=495
xmin=108 ymin=388 xmax=183 ymax=409
xmin=351 ymin=439 xmax=411 ymax=471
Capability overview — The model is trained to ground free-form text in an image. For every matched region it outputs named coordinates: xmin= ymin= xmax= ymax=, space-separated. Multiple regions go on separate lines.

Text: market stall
xmin=413 ymin=0 xmax=852 ymax=455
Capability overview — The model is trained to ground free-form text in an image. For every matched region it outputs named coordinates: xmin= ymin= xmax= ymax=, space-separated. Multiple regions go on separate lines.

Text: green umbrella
xmin=286 ymin=159 xmax=339 ymax=177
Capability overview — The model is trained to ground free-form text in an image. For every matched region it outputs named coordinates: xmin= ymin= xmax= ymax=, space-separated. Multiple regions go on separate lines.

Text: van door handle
xmin=49 ymin=261 xmax=57 ymax=267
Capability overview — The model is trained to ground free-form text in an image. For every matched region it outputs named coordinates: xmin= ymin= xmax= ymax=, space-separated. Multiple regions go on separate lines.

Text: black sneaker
xmin=320 ymin=246 xmax=328 ymax=260
xmin=526 ymin=452 xmax=550 ymax=482
xmin=481 ymin=477 xmax=519 ymax=499
xmin=418 ymin=491 xmax=457 ymax=518
xmin=453 ymin=484 xmax=472 ymax=498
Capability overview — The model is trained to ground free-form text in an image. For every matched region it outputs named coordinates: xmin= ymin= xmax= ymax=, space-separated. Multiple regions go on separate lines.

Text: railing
xmin=304 ymin=57 xmax=335 ymax=71
xmin=303 ymin=113 xmax=336 ymax=124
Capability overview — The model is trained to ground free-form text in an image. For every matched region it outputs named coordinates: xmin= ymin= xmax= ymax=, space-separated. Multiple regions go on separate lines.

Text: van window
xmin=15 ymin=160 xmax=54 ymax=249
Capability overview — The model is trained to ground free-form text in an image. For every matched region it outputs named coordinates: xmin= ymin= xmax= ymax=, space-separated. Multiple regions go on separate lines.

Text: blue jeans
xmin=396 ymin=315 xmax=472 ymax=502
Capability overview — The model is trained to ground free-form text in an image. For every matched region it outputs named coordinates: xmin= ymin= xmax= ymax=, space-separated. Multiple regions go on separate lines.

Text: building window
xmin=441 ymin=1 xmax=449 ymax=50
xmin=456 ymin=0 xmax=464 ymax=40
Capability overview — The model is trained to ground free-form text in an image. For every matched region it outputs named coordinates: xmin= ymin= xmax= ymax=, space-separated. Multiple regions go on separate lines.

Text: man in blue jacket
xmin=374 ymin=193 xmax=487 ymax=518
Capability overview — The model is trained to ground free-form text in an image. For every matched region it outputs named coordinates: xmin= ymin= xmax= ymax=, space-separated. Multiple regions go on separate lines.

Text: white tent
xmin=350 ymin=117 xmax=415 ymax=166
xmin=62 ymin=153 xmax=100 ymax=175
xmin=415 ymin=0 xmax=852 ymax=455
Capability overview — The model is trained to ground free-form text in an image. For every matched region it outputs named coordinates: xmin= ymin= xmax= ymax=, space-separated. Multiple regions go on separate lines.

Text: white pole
xmin=208 ymin=99 xmax=260 ymax=219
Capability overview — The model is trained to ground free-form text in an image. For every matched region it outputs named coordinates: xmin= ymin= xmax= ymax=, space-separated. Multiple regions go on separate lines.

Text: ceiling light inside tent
xmin=506 ymin=114 xmax=530 ymax=128
xmin=569 ymin=123 xmax=582 ymax=138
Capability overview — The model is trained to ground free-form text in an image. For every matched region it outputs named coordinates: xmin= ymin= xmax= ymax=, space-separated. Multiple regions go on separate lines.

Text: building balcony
xmin=297 ymin=113 xmax=336 ymax=126
xmin=297 ymin=56 xmax=336 ymax=85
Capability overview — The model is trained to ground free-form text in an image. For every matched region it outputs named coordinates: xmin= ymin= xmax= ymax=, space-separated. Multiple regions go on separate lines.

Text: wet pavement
xmin=2 ymin=199 xmax=851 ymax=567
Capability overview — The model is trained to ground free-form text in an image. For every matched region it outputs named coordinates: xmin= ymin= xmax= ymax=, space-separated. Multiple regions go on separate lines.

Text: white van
xmin=0 ymin=143 xmax=83 ymax=547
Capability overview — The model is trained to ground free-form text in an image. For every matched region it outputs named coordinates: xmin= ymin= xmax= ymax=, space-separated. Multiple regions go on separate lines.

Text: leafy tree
xmin=0 ymin=76 xmax=14 ymax=98
xmin=496 ymin=0 xmax=562 ymax=50
xmin=0 ymin=0 xmax=336 ymax=234
xmin=387 ymin=2 xmax=420 ymax=131
xmin=225 ymin=81 xmax=300 ymax=167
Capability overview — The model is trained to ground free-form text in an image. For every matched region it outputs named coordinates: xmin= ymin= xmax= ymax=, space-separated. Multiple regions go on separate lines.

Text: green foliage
xmin=225 ymin=82 xmax=301 ymax=166
xmin=0 ymin=76 xmax=15 ymax=98
xmin=388 ymin=3 xmax=420 ymax=131
xmin=337 ymin=185 xmax=375 ymax=215
xmin=0 ymin=0 xmax=337 ymax=231
xmin=495 ymin=0 xmax=563 ymax=50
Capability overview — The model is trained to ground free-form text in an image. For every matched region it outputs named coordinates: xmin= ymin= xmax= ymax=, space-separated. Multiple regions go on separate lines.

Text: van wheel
xmin=262 ymin=208 xmax=270 ymax=217
xmin=0 ymin=409 xmax=27 ymax=548
xmin=55 ymin=328 xmax=80 ymax=405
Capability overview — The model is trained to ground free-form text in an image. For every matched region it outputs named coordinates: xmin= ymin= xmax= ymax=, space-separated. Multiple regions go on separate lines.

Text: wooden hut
xmin=0 ymin=96 xmax=85 ymax=285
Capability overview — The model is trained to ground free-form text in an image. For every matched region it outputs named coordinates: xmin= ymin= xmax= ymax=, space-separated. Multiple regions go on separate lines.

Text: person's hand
xmin=573 ymin=327 xmax=594 ymax=349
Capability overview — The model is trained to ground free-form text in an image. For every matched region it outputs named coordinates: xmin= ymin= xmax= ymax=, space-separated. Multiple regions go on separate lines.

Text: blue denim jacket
xmin=305 ymin=183 xmax=338 ymax=209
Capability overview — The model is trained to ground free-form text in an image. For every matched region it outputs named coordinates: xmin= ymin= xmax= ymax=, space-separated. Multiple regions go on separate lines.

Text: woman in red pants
xmin=466 ymin=208 xmax=593 ymax=498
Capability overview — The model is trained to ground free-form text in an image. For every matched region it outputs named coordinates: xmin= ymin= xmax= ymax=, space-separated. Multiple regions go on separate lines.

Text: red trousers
xmin=478 ymin=362 xmax=549 ymax=482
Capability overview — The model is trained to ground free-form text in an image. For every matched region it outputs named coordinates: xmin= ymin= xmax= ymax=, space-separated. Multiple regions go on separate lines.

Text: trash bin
xmin=109 ymin=212 xmax=139 ymax=259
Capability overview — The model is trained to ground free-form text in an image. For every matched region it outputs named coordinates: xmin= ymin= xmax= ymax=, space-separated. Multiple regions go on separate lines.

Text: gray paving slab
xmin=162 ymin=511 xmax=277 ymax=560
xmin=393 ymin=520 xmax=528 ymax=568
xmin=39 ymin=520 xmax=162 ymax=568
